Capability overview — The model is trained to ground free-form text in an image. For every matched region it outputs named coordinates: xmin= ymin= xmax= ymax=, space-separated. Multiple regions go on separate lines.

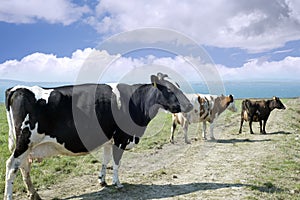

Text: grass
xmin=1 ymin=98 xmax=300 ymax=199
xmin=243 ymin=98 xmax=300 ymax=199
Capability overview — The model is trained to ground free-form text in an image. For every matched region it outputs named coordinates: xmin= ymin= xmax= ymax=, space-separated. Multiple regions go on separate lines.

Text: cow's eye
xmin=167 ymin=88 xmax=171 ymax=93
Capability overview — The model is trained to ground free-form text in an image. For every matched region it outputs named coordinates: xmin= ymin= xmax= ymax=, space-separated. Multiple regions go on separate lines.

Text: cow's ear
xmin=229 ymin=94 xmax=234 ymax=102
xmin=273 ymin=96 xmax=276 ymax=100
xmin=151 ymin=75 xmax=159 ymax=88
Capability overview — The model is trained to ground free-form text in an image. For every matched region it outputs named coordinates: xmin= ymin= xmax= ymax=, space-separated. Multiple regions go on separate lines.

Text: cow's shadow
xmin=267 ymin=131 xmax=292 ymax=135
xmin=64 ymin=182 xmax=242 ymax=199
xmin=63 ymin=182 xmax=282 ymax=200
xmin=216 ymin=138 xmax=272 ymax=144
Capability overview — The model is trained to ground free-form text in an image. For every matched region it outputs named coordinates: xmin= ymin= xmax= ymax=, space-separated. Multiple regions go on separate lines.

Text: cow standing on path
xmin=4 ymin=73 xmax=193 ymax=200
xmin=238 ymin=96 xmax=286 ymax=134
xmin=170 ymin=94 xmax=237 ymax=143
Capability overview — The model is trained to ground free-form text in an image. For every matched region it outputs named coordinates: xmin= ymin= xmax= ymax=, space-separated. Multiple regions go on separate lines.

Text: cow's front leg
xmin=170 ymin=117 xmax=177 ymax=144
xmin=238 ymin=115 xmax=244 ymax=134
xmin=262 ymin=120 xmax=267 ymax=134
xmin=202 ymin=121 xmax=207 ymax=140
xmin=112 ymin=145 xmax=124 ymax=188
xmin=99 ymin=142 xmax=112 ymax=187
xmin=183 ymin=121 xmax=190 ymax=144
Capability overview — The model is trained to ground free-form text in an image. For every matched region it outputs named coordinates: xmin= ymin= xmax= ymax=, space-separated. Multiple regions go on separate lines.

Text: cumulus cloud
xmin=0 ymin=48 xmax=299 ymax=83
xmin=87 ymin=0 xmax=300 ymax=52
xmin=218 ymin=56 xmax=300 ymax=81
xmin=0 ymin=48 xmax=95 ymax=82
xmin=0 ymin=0 xmax=90 ymax=25
xmin=2 ymin=1 xmax=300 ymax=52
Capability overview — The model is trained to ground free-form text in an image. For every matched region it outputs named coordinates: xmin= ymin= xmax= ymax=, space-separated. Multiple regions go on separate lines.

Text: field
xmin=0 ymin=98 xmax=300 ymax=199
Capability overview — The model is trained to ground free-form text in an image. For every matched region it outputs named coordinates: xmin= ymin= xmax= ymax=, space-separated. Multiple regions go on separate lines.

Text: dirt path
xmin=16 ymin=98 xmax=300 ymax=200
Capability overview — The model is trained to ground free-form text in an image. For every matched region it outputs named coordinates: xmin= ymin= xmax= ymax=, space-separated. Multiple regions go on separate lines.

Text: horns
xmin=157 ymin=72 xmax=168 ymax=80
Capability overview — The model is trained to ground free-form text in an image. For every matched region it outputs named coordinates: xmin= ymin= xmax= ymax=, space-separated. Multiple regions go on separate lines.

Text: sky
xmin=1 ymin=0 xmax=300 ymax=83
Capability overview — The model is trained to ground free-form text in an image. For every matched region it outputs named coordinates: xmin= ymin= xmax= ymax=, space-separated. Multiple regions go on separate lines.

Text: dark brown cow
xmin=239 ymin=96 xmax=286 ymax=134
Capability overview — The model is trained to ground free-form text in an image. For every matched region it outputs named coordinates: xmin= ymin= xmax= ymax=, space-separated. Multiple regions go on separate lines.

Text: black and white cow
xmin=4 ymin=73 xmax=193 ymax=200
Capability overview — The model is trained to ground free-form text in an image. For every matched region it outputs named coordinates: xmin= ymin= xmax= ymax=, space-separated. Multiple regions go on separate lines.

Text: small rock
xmin=172 ymin=175 xmax=178 ymax=179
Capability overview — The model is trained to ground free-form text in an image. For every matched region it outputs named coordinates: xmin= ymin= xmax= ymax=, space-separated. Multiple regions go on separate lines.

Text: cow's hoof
xmin=185 ymin=140 xmax=191 ymax=144
xmin=202 ymin=137 xmax=207 ymax=141
xmin=210 ymin=137 xmax=216 ymax=141
xmin=100 ymin=181 xmax=107 ymax=187
xmin=30 ymin=192 xmax=41 ymax=200
xmin=112 ymin=183 xmax=124 ymax=189
xmin=170 ymin=139 xmax=174 ymax=144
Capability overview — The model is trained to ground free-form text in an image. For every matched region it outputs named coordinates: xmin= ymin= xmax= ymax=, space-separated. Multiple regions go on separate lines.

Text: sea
xmin=0 ymin=79 xmax=300 ymax=103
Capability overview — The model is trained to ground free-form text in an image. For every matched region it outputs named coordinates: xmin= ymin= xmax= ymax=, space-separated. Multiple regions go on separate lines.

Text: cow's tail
xmin=5 ymin=88 xmax=16 ymax=152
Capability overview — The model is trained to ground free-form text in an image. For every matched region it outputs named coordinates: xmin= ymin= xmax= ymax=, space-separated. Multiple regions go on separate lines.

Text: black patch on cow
xmin=13 ymin=127 xmax=31 ymax=158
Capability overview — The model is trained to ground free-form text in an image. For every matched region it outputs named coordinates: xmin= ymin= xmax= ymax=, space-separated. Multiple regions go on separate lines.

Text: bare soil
xmin=15 ymin=98 xmax=300 ymax=200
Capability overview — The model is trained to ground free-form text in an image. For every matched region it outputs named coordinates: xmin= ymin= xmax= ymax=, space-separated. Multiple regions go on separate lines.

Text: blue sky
xmin=1 ymin=0 xmax=300 ymax=82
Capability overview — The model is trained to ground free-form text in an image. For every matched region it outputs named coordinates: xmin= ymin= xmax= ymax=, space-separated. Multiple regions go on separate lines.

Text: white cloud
xmin=218 ymin=56 xmax=300 ymax=81
xmin=0 ymin=0 xmax=90 ymax=25
xmin=2 ymin=0 xmax=300 ymax=52
xmin=0 ymin=48 xmax=95 ymax=82
xmin=0 ymin=48 xmax=299 ymax=83
xmin=88 ymin=0 xmax=300 ymax=52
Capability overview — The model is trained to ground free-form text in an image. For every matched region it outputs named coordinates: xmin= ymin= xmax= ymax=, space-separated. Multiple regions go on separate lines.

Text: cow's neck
xmin=129 ymin=84 xmax=161 ymax=127
xmin=267 ymin=100 xmax=276 ymax=111
xmin=212 ymin=96 xmax=228 ymax=115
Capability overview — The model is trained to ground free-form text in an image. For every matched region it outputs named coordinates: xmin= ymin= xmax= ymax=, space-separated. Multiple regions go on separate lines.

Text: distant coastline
xmin=1 ymin=79 xmax=300 ymax=103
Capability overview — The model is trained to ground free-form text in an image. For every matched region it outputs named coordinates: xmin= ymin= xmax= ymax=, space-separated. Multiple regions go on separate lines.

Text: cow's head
xmin=151 ymin=73 xmax=193 ymax=113
xmin=270 ymin=96 xmax=286 ymax=110
xmin=226 ymin=94 xmax=238 ymax=112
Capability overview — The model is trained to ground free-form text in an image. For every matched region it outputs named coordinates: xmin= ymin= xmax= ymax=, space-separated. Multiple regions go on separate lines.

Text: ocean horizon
xmin=0 ymin=79 xmax=300 ymax=103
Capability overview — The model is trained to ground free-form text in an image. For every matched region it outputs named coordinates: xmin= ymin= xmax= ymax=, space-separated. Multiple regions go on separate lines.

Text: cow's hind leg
xmin=5 ymin=151 xmax=31 ymax=200
xmin=259 ymin=120 xmax=263 ymax=134
xmin=99 ymin=142 xmax=112 ymax=187
xmin=249 ymin=120 xmax=254 ymax=134
xmin=20 ymin=159 xmax=41 ymax=200
xmin=112 ymin=145 xmax=124 ymax=188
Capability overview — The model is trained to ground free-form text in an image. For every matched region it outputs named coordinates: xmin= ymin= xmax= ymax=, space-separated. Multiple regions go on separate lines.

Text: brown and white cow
xmin=238 ymin=96 xmax=286 ymax=134
xmin=170 ymin=94 xmax=237 ymax=143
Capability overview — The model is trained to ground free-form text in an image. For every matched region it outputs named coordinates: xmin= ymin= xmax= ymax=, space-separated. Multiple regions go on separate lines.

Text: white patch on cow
xmin=21 ymin=114 xmax=30 ymax=130
xmin=108 ymin=83 xmax=121 ymax=109
xmin=12 ymin=85 xmax=53 ymax=103
xmin=6 ymin=108 xmax=16 ymax=152
xmin=125 ymin=136 xmax=136 ymax=150
xmin=112 ymin=162 xmax=123 ymax=188
xmin=164 ymin=77 xmax=180 ymax=89
xmin=243 ymin=110 xmax=249 ymax=121
xmin=228 ymin=101 xmax=238 ymax=112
